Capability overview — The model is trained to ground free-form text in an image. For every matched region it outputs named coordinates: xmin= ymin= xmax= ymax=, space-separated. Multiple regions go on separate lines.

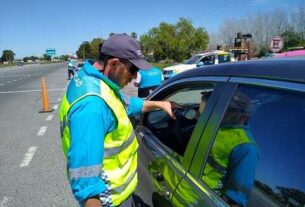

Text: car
xmin=163 ymin=50 xmax=234 ymax=80
xmin=274 ymin=49 xmax=305 ymax=58
xmin=135 ymin=58 xmax=305 ymax=207
xmin=15 ymin=61 xmax=24 ymax=66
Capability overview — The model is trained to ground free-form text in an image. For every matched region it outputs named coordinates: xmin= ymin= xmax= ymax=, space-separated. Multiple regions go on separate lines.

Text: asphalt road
xmin=0 ymin=63 xmax=151 ymax=207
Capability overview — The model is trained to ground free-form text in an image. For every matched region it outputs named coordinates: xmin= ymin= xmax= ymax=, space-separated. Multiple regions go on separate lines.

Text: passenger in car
xmin=200 ymin=92 xmax=259 ymax=207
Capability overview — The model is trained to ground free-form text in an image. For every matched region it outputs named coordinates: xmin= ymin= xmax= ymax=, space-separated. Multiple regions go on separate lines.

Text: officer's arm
xmin=142 ymin=101 xmax=180 ymax=119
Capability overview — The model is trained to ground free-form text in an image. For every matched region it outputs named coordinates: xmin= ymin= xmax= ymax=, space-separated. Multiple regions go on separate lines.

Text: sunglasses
xmin=119 ymin=59 xmax=139 ymax=75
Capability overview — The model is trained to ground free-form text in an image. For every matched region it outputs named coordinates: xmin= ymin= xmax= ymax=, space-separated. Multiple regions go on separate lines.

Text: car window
xmin=200 ymin=85 xmax=305 ymax=207
xmin=200 ymin=55 xmax=215 ymax=65
xmin=218 ymin=54 xmax=231 ymax=63
xmin=184 ymin=55 xmax=203 ymax=64
xmin=144 ymin=84 xmax=215 ymax=158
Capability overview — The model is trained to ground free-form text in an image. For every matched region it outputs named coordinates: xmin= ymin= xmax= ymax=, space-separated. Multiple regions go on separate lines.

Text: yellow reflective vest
xmin=202 ymin=126 xmax=255 ymax=192
xmin=60 ymin=77 xmax=138 ymax=206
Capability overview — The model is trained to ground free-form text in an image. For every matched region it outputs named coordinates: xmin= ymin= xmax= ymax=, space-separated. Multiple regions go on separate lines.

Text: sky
xmin=0 ymin=0 xmax=304 ymax=58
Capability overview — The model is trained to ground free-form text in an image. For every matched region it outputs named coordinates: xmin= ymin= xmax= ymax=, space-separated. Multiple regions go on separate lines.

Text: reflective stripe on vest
xmin=104 ymin=131 xmax=135 ymax=157
xmin=202 ymin=127 xmax=255 ymax=192
xmin=60 ymin=76 xmax=138 ymax=206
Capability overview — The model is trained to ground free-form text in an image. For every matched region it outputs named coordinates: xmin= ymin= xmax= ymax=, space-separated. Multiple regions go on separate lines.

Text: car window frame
xmin=189 ymin=76 xmax=305 ymax=204
xmin=137 ymin=76 xmax=229 ymax=171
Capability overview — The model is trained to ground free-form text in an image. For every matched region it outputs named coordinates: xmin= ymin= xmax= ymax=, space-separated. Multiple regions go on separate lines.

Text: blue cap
xmin=101 ymin=34 xmax=152 ymax=69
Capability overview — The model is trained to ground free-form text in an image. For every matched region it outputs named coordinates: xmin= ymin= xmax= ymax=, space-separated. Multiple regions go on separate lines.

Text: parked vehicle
xmin=135 ymin=58 xmax=305 ymax=207
xmin=16 ymin=61 xmax=24 ymax=66
xmin=274 ymin=49 xmax=305 ymax=58
xmin=163 ymin=51 xmax=234 ymax=80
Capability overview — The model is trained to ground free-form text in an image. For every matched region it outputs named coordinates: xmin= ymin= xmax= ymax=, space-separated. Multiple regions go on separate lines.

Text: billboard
xmin=46 ymin=48 xmax=56 ymax=57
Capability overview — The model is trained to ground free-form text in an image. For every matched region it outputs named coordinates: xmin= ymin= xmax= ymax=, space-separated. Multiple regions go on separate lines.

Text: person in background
xmin=134 ymin=66 xmax=163 ymax=98
xmin=60 ymin=34 xmax=178 ymax=207
xmin=67 ymin=59 xmax=76 ymax=80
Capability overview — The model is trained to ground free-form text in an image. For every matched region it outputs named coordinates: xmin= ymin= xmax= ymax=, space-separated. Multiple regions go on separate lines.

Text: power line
xmin=192 ymin=0 xmax=237 ymax=21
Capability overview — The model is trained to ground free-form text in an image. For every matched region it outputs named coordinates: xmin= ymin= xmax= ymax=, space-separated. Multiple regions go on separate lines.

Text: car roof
xmin=195 ymin=50 xmax=230 ymax=56
xmin=168 ymin=57 xmax=305 ymax=84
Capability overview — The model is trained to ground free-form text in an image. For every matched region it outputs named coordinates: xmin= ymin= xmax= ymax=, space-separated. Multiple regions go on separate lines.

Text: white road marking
xmin=13 ymin=80 xmax=17 ymax=82
xmin=20 ymin=146 xmax=37 ymax=168
xmin=0 ymin=88 xmax=65 ymax=94
xmin=6 ymin=81 xmax=11 ymax=84
xmin=37 ymin=126 xmax=47 ymax=136
xmin=0 ymin=84 xmax=4 ymax=86
xmin=46 ymin=115 xmax=54 ymax=121
xmin=53 ymin=104 xmax=58 ymax=110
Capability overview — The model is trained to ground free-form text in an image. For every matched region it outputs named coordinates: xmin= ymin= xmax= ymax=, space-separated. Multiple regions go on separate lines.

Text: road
xmin=0 ymin=63 xmax=146 ymax=207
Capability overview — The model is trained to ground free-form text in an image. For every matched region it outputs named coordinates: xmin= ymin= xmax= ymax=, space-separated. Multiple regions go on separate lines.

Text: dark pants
xmin=138 ymin=85 xmax=158 ymax=98
xmin=68 ymin=69 xmax=74 ymax=80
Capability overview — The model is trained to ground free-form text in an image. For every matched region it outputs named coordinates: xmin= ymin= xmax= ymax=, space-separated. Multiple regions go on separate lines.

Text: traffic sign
xmin=269 ymin=36 xmax=284 ymax=53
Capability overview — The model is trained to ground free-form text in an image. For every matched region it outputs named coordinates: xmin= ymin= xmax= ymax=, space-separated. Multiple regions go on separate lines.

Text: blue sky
xmin=0 ymin=0 xmax=303 ymax=58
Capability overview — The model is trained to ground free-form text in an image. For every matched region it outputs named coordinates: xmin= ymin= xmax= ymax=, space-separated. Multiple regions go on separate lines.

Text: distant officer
xmin=134 ymin=67 xmax=163 ymax=98
xmin=67 ymin=59 xmax=75 ymax=80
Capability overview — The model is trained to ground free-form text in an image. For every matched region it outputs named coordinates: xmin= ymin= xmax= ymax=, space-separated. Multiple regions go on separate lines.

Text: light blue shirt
xmin=135 ymin=67 xmax=163 ymax=88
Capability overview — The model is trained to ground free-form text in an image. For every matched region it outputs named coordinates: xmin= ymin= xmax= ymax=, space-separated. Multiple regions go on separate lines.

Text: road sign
xmin=269 ymin=36 xmax=284 ymax=53
xmin=46 ymin=48 xmax=56 ymax=57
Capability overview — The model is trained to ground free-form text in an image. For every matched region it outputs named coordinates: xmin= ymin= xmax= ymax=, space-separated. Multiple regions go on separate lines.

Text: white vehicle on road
xmin=163 ymin=50 xmax=234 ymax=80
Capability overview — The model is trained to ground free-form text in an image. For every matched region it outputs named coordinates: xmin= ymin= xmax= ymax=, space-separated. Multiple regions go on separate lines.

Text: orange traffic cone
xmin=39 ymin=77 xmax=54 ymax=113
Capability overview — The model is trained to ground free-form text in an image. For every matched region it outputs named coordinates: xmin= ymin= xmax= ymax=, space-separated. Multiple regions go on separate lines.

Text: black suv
xmin=135 ymin=58 xmax=305 ymax=207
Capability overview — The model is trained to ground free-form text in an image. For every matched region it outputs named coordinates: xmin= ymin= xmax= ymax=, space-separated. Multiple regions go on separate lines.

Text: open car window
xmin=144 ymin=84 xmax=215 ymax=159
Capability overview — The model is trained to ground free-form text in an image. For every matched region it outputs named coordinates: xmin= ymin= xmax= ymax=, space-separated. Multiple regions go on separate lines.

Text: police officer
xmin=60 ymin=34 xmax=177 ymax=207
xmin=67 ymin=59 xmax=75 ymax=80
xmin=134 ymin=67 xmax=163 ymax=98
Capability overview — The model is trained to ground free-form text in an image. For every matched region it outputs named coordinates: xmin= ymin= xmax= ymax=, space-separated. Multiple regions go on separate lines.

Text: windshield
xmin=184 ymin=55 xmax=203 ymax=64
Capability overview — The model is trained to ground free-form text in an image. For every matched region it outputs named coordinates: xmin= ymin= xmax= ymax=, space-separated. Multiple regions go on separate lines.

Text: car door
xmin=135 ymin=76 xmax=229 ymax=206
xmin=185 ymin=77 xmax=305 ymax=207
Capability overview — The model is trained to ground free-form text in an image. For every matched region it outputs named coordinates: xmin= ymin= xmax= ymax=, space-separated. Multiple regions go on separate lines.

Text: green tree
xmin=140 ymin=17 xmax=209 ymax=62
xmin=43 ymin=54 xmax=51 ymax=61
xmin=131 ymin=32 xmax=137 ymax=40
xmin=89 ymin=38 xmax=103 ymax=59
xmin=60 ymin=55 xmax=70 ymax=61
xmin=1 ymin=50 xmax=15 ymax=62
xmin=281 ymin=27 xmax=303 ymax=50
xmin=76 ymin=41 xmax=91 ymax=60
xmin=29 ymin=56 xmax=39 ymax=61
xmin=23 ymin=57 xmax=29 ymax=62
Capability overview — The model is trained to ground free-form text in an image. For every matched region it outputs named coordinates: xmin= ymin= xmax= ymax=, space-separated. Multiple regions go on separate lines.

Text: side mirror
xmin=196 ymin=61 xmax=204 ymax=67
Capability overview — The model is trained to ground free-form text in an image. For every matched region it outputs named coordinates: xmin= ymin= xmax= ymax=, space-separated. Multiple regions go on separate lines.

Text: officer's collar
xmin=83 ymin=60 xmax=121 ymax=95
